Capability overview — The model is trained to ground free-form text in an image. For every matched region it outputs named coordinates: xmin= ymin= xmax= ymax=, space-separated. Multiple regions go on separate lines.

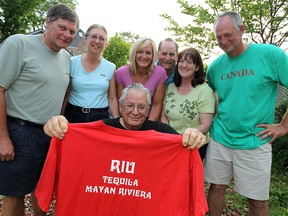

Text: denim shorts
xmin=0 ymin=121 xmax=50 ymax=196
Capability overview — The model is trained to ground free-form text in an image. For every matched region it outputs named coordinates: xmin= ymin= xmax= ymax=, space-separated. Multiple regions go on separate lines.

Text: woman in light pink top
xmin=116 ymin=37 xmax=167 ymax=121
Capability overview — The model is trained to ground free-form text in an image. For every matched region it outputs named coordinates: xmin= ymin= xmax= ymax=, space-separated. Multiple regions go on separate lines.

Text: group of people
xmin=0 ymin=3 xmax=288 ymax=216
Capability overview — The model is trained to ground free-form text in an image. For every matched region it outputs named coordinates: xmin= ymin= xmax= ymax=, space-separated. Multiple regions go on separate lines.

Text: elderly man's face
xmin=120 ymin=88 xmax=149 ymax=130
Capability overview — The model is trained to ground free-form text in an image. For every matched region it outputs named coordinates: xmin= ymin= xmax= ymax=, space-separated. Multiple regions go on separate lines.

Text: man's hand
xmin=182 ymin=128 xmax=206 ymax=150
xmin=44 ymin=115 xmax=69 ymax=139
xmin=0 ymin=136 xmax=15 ymax=161
xmin=257 ymin=123 xmax=288 ymax=143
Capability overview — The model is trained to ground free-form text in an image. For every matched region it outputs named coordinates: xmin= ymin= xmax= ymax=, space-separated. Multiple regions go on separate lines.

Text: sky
xmin=75 ymin=0 xmax=287 ymax=63
xmin=75 ymin=0 xmax=189 ymax=47
xmin=75 ymin=0 xmax=221 ymax=63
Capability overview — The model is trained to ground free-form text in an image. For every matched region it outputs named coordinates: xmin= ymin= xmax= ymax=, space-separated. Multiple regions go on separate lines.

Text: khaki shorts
xmin=204 ymin=138 xmax=272 ymax=200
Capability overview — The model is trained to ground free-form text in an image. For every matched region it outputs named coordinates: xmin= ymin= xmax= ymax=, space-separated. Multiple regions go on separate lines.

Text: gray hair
xmin=214 ymin=11 xmax=243 ymax=31
xmin=47 ymin=3 xmax=79 ymax=29
xmin=119 ymin=83 xmax=151 ymax=106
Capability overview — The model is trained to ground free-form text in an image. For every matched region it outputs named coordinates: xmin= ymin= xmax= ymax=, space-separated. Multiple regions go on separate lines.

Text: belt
xmin=7 ymin=116 xmax=43 ymax=128
xmin=67 ymin=103 xmax=109 ymax=114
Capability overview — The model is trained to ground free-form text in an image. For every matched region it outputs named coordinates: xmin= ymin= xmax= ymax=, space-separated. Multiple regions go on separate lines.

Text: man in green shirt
xmin=205 ymin=11 xmax=288 ymax=216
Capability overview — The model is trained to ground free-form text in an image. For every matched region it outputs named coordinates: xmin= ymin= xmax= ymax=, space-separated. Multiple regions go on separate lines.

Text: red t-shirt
xmin=36 ymin=121 xmax=208 ymax=216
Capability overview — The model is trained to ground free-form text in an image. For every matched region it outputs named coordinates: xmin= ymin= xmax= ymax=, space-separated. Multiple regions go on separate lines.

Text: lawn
xmin=216 ymin=170 xmax=288 ymax=216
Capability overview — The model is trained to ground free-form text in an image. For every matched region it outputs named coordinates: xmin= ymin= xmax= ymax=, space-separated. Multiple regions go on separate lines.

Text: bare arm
xmin=116 ymin=81 xmax=124 ymax=101
xmin=197 ymin=113 xmax=214 ymax=134
xmin=280 ymin=109 xmax=288 ymax=129
xmin=257 ymin=107 xmax=288 ymax=143
xmin=60 ymin=81 xmax=71 ymax=115
xmin=148 ymin=82 xmax=165 ymax=121
xmin=108 ymin=72 xmax=120 ymax=118
xmin=214 ymin=92 xmax=218 ymax=117
xmin=0 ymin=86 xmax=15 ymax=161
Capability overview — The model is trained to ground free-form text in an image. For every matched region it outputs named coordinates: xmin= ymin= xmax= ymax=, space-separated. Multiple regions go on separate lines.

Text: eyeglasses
xmin=123 ymin=104 xmax=148 ymax=113
xmin=87 ymin=34 xmax=106 ymax=43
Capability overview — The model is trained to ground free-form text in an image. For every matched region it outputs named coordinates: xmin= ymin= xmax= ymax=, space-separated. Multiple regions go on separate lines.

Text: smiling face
xmin=178 ymin=55 xmax=199 ymax=80
xmin=157 ymin=41 xmax=177 ymax=72
xmin=85 ymin=28 xmax=107 ymax=54
xmin=215 ymin=15 xmax=244 ymax=57
xmin=119 ymin=88 xmax=149 ymax=130
xmin=45 ymin=18 xmax=78 ymax=52
xmin=135 ymin=43 xmax=153 ymax=69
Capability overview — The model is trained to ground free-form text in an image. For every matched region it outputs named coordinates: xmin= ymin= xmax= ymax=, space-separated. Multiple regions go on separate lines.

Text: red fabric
xmin=36 ymin=121 xmax=208 ymax=216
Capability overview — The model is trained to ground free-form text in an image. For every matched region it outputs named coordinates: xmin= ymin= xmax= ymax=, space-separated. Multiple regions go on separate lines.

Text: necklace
xmin=134 ymin=73 xmax=147 ymax=84
xmin=83 ymin=56 xmax=102 ymax=73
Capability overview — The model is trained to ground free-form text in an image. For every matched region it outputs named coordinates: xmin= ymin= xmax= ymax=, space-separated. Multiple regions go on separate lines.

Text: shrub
xmin=273 ymin=99 xmax=288 ymax=171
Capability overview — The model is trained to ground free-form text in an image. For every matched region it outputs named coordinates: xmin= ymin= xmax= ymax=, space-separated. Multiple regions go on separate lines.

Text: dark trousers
xmin=64 ymin=103 xmax=110 ymax=123
xmin=0 ymin=119 xmax=50 ymax=196
xmin=199 ymin=144 xmax=208 ymax=161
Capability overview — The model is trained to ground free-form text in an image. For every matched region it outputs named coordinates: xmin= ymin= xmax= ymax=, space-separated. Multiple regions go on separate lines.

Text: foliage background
xmin=0 ymin=0 xmax=77 ymax=42
xmin=161 ymin=0 xmax=288 ymax=59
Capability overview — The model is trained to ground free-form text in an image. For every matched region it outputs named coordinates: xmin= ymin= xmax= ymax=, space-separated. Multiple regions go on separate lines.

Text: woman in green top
xmin=161 ymin=47 xmax=215 ymax=160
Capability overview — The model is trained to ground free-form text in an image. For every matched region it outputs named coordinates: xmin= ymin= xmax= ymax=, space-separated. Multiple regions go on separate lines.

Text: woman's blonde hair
xmin=128 ymin=37 xmax=157 ymax=76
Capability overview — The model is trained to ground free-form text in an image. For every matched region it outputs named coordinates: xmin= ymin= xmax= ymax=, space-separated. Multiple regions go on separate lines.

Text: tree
xmin=0 ymin=0 xmax=77 ymax=43
xmin=161 ymin=0 xmax=288 ymax=59
xmin=118 ymin=31 xmax=140 ymax=46
xmin=103 ymin=33 xmax=131 ymax=70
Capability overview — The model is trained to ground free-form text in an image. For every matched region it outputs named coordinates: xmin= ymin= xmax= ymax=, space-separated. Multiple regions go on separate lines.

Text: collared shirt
xmin=156 ymin=61 xmax=175 ymax=88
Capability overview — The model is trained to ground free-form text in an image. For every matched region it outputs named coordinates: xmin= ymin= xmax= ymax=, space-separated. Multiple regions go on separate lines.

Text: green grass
xmin=269 ymin=171 xmax=288 ymax=216
xmin=220 ymin=169 xmax=288 ymax=215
